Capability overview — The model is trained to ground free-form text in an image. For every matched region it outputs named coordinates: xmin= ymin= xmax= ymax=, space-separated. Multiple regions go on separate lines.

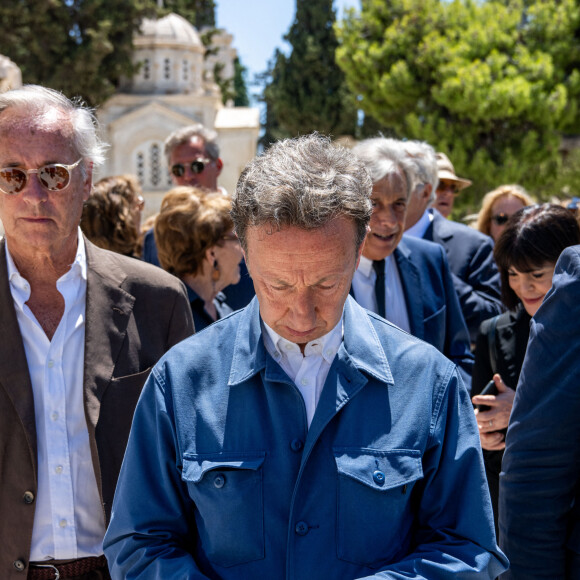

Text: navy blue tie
xmin=373 ymin=259 xmax=386 ymax=319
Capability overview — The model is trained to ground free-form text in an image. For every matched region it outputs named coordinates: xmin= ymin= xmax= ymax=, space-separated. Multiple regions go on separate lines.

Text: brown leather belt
xmin=28 ymin=555 xmax=107 ymax=579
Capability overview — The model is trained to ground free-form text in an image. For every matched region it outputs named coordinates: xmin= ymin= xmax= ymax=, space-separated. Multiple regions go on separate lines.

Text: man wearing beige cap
xmin=432 ymin=152 xmax=472 ymax=218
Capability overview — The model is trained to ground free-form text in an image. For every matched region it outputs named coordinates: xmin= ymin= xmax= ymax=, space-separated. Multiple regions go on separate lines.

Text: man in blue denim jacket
xmin=104 ymin=134 xmax=507 ymax=579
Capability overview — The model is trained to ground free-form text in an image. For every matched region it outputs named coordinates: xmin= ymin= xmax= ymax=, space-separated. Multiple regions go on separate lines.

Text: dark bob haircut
xmin=494 ymin=203 xmax=580 ymax=309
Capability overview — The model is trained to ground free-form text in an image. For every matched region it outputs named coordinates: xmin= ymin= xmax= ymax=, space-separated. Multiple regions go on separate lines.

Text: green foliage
xmin=200 ymin=27 xmax=248 ymax=106
xmin=336 ymin=0 xmax=580 ymax=217
xmin=158 ymin=0 xmax=216 ymax=28
xmin=255 ymin=55 xmax=289 ymax=149
xmin=0 ymin=0 xmax=156 ymax=107
xmin=233 ymin=57 xmax=250 ymax=107
xmin=0 ymin=0 xmax=217 ymax=107
xmin=535 ymin=147 xmax=580 ymax=202
xmin=265 ymin=0 xmax=358 ymax=138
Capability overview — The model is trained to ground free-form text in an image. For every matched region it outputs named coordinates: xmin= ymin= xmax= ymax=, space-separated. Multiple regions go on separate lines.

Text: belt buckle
xmin=32 ymin=563 xmax=60 ymax=579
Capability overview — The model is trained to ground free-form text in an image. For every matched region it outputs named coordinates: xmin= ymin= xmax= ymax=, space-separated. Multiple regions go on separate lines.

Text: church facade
xmin=96 ymin=12 xmax=260 ymax=213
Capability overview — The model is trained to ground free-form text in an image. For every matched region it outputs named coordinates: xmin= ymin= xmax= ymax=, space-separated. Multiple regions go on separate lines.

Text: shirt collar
xmin=357 ymin=254 xmax=393 ymax=278
xmin=405 ymin=208 xmax=434 ymax=238
xmin=357 ymin=254 xmax=373 ymax=278
xmin=185 ymin=283 xmax=203 ymax=305
xmin=6 ymin=228 xmax=87 ymax=292
xmin=228 ymin=296 xmax=393 ymax=387
xmin=262 ymin=315 xmax=344 ymax=363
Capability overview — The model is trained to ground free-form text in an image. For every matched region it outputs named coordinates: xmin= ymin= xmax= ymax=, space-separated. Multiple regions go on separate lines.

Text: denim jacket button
xmin=295 ymin=521 xmax=309 ymax=536
xmin=213 ymin=473 xmax=226 ymax=488
xmin=373 ymin=470 xmax=386 ymax=485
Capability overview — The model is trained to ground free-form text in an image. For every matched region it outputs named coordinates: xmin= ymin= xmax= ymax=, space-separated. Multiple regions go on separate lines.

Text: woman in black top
xmin=155 ymin=187 xmax=243 ymax=331
xmin=472 ymin=203 xmax=580 ymax=531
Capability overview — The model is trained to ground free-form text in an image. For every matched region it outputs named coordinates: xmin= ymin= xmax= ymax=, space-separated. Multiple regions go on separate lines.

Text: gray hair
xmin=0 ymin=85 xmax=107 ymax=180
xmin=351 ymin=137 xmax=415 ymax=199
xmin=164 ymin=123 xmax=220 ymax=163
xmin=401 ymin=140 xmax=439 ymax=202
xmin=232 ymin=133 xmax=372 ymax=253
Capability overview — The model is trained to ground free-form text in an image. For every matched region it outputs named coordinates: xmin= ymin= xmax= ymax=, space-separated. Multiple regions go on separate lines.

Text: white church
xmin=0 ymin=12 xmax=260 ymax=215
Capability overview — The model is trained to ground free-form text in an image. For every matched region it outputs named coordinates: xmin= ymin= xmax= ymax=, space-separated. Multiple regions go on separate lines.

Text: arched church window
xmin=164 ymin=58 xmax=171 ymax=80
xmin=143 ymin=59 xmax=151 ymax=80
xmin=134 ymin=141 xmax=169 ymax=189
xmin=150 ymin=144 xmax=161 ymax=186
xmin=137 ymin=152 xmax=145 ymax=183
xmin=183 ymin=60 xmax=189 ymax=81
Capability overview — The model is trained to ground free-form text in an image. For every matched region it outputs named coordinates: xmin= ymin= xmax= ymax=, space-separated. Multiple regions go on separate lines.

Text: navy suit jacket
xmin=424 ymin=210 xmax=502 ymax=342
xmin=352 ymin=236 xmax=473 ymax=388
xmin=500 ymin=245 xmax=580 ymax=579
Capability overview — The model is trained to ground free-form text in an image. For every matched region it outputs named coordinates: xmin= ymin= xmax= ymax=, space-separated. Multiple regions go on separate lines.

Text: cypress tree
xmin=265 ymin=0 xmax=357 ymax=138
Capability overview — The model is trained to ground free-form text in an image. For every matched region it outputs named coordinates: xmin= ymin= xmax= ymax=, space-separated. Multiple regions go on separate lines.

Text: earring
xmin=211 ymin=259 xmax=220 ymax=282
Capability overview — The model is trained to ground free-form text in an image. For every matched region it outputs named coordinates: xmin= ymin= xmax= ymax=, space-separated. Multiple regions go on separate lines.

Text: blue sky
xmin=215 ymin=0 xmax=360 ymax=98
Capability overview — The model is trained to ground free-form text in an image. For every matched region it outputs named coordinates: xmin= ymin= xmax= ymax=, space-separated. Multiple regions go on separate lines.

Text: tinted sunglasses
xmin=171 ymin=158 xmax=211 ymax=178
xmin=437 ymin=182 xmax=459 ymax=195
xmin=0 ymin=159 xmax=82 ymax=195
xmin=491 ymin=213 xmax=510 ymax=226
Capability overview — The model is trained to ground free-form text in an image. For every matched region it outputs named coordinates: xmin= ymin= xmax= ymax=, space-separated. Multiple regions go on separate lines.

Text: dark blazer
xmin=472 ymin=306 xmax=530 ymax=531
xmin=500 ymin=245 xmax=580 ymax=579
xmin=353 ymin=236 xmax=473 ymax=386
xmin=0 ymin=238 xmax=194 ymax=579
xmin=185 ymin=285 xmax=233 ymax=332
xmin=424 ymin=210 xmax=503 ymax=342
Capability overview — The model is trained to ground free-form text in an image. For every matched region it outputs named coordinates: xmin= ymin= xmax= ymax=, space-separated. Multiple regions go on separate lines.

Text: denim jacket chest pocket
xmin=181 ymin=452 xmax=266 ymax=568
xmin=333 ymin=447 xmax=423 ymax=568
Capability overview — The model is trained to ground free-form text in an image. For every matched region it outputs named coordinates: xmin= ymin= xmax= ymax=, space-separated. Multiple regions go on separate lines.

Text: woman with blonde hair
xmin=476 ymin=184 xmax=534 ymax=242
xmin=154 ymin=187 xmax=243 ymax=331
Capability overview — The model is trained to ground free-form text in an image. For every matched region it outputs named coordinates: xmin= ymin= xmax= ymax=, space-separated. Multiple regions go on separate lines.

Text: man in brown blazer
xmin=0 ymin=85 xmax=194 ymax=579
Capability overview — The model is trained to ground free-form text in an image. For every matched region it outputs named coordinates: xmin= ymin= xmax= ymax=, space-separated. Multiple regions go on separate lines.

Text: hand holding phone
xmin=476 ymin=379 xmax=498 ymax=412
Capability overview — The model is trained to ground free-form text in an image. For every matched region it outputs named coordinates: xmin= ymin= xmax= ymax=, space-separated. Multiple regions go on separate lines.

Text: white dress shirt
xmin=352 ymin=254 xmax=410 ymax=333
xmin=262 ymin=318 xmax=343 ymax=427
xmin=405 ymin=207 xmax=435 ymax=239
xmin=6 ymin=233 xmax=105 ymax=561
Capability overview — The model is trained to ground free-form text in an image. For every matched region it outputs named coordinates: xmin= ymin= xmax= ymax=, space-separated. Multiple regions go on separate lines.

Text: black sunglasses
xmin=171 ymin=158 xmax=211 ymax=178
xmin=491 ymin=213 xmax=510 ymax=226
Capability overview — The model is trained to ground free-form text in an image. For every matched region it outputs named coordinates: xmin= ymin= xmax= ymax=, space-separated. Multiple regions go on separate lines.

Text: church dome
xmin=137 ymin=13 xmax=203 ymax=49
xmin=124 ymin=12 xmax=205 ymax=95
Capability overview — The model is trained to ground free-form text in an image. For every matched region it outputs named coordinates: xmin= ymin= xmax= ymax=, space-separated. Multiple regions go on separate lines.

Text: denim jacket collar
xmin=228 ymin=295 xmax=393 ymax=388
